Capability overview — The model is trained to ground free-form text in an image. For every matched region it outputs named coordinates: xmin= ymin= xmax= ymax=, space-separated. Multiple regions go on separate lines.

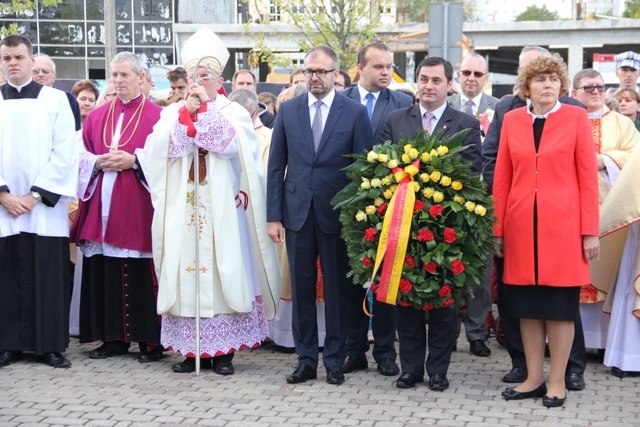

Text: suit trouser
xmin=495 ymin=257 xmax=586 ymax=375
xmin=457 ymin=258 xmax=492 ymax=342
xmin=286 ymin=208 xmax=348 ymax=370
xmin=396 ymin=304 xmax=457 ymax=376
xmin=345 ymin=285 xmax=397 ymax=362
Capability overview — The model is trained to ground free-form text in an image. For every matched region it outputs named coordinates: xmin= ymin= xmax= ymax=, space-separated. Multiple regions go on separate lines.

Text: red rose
xmin=443 ymin=227 xmax=457 ymax=244
xmin=443 ymin=298 xmax=455 ymax=308
xmin=397 ymin=300 xmax=412 ymax=307
xmin=377 ymin=203 xmax=388 ymax=216
xmin=417 ymin=229 xmax=435 ymax=242
xmin=369 ymin=282 xmax=379 ymax=293
xmin=364 ymin=227 xmax=376 ymax=242
xmin=451 ymin=259 xmax=465 ymax=275
xmin=438 ymin=284 xmax=452 ymax=297
xmin=399 ymin=278 xmax=413 ymax=294
xmin=424 ymin=261 xmax=438 ymax=274
xmin=413 ymin=200 xmax=425 ymax=214
xmin=422 ymin=303 xmax=434 ymax=312
xmin=429 ymin=204 xmax=444 ymax=217
xmin=362 ymin=257 xmax=372 ymax=268
xmin=404 ymin=256 xmax=416 ymax=269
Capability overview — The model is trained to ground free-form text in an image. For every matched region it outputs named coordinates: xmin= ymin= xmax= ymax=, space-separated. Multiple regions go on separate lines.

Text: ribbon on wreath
xmin=368 ymin=159 xmax=421 ymax=309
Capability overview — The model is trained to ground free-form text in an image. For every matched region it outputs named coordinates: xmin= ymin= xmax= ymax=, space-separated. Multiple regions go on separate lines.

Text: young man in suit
xmin=380 ymin=57 xmax=481 ymax=390
xmin=448 ymin=54 xmax=499 ymax=359
xmin=340 ymin=42 xmax=413 ymax=377
xmin=267 ymin=46 xmax=373 ymax=385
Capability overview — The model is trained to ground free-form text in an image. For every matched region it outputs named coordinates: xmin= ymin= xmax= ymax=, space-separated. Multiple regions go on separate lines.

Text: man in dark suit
xmin=380 ymin=57 xmax=481 ymax=390
xmin=267 ymin=46 xmax=372 ymax=385
xmin=340 ymin=42 xmax=413 ymax=377
xmin=481 ymin=45 xmax=587 ymax=391
xmin=448 ymin=54 xmax=499 ymax=359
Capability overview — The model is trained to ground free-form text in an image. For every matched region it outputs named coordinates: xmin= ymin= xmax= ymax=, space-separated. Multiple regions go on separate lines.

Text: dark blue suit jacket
xmin=380 ymin=104 xmax=482 ymax=173
xmin=267 ymin=91 xmax=373 ymax=233
xmin=341 ymin=86 xmax=414 ymax=145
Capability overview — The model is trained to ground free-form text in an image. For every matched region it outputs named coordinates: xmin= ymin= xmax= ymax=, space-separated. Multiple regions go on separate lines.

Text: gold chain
xmin=102 ymin=95 xmax=147 ymax=150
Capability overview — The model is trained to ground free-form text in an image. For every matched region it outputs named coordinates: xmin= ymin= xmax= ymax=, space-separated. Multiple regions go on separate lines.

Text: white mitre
xmin=181 ymin=27 xmax=230 ymax=75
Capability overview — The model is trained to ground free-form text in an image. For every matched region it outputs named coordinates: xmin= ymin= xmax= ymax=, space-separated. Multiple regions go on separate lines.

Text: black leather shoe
xmin=469 ymin=340 xmax=491 ymax=357
xmin=342 ymin=355 xmax=368 ymax=373
xmin=611 ymin=367 xmax=640 ymax=378
xmin=565 ymin=372 xmax=585 ymax=390
xmin=286 ymin=363 xmax=317 ymax=383
xmin=0 ymin=350 xmax=22 ymax=367
xmin=89 ymin=342 xmax=129 ymax=359
xmin=138 ymin=346 xmax=164 ymax=363
xmin=502 ymin=367 xmax=527 ymax=383
xmin=502 ymin=383 xmax=547 ymax=400
xmin=377 ymin=358 xmax=400 ymax=376
xmin=326 ymin=366 xmax=345 ymax=385
xmin=428 ymin=373 xmax=449 ymax=391
xmin=36 ymin=353 xmax=71 ymax=368
xmin=171 ymin=357 xmax=212 ymax=373
xmin=395 ymin=373 xmax=424 ymax=389
xmin=542 ymin=393 xmax=566 ymax=408
xmin=213 ymin=360 xmax=235 ymax=376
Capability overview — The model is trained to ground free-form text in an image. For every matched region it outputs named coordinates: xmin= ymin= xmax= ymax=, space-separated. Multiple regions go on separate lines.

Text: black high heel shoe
xmin=542 ymin=391 xmax=567 ymax=408
xmin=502 ymin=383 xmax=547 ymax=400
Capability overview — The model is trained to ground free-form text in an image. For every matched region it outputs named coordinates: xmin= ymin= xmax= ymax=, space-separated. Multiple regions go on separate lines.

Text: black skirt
xmin=504 ymin=284 xmax=580 ymax=321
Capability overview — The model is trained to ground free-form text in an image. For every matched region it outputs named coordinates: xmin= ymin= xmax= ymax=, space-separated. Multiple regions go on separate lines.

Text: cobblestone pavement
xmin=1 ymin=335 xmax=638 ymax=427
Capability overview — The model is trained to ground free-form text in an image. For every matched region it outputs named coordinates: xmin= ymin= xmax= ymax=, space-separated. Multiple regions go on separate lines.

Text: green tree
xmin=0 ymin=0 xmax=60 ymax=37
xmin=395 ymin=0 xmax=475 ymax=23
xmin=514 ymin=5 xmax=560 ymax=22
xmin=623 ymin=0 xmax=640 ymax=18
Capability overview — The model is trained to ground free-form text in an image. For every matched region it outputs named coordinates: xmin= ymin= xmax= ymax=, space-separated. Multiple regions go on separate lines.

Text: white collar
xmin=308 ymin=90 xmax=336 ymax=109
xmin=357 ymin=83 xmax=381 ymax=102
xmin=7 ymin=78 xmax=33 ymax=92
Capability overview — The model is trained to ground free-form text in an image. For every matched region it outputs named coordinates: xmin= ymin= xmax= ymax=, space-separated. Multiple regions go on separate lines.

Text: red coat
xmin=493 ymin=104 xmax=599 ymax=287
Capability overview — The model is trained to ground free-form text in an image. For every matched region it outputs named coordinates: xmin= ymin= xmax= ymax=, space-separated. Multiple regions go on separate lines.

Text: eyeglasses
xmin=104 ymin=92 xmax=117 ymax=99
xmin=460 ymin=70 xmax=485 ymax=78
xmin=334 ymin=82 xmax=346 ymax=89
xmin=578 ymin=85 xmax=606 ymax=94
xmin=33 ymin=68 xmax=53 ymax=74
xmin=302 ymin=69 xmax=336 ymax=78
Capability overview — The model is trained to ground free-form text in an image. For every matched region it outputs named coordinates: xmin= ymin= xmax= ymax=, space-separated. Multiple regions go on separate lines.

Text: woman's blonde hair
xmin=516 ymin=53 xmax=569 ymax=100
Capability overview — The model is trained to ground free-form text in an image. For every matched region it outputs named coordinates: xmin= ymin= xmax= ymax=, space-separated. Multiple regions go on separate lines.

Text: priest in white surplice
xmin=143 ymin=27 xmax=280 ymax=374
xmin=0 ymin=35 xmax=78 ymax=369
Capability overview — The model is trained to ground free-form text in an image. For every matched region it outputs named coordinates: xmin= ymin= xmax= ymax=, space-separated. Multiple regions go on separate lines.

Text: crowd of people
xmin=1 ymin=29 xmax=639 ymax=410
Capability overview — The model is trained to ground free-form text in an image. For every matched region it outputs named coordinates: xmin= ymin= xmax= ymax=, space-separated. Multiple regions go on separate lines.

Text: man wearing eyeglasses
xmin=482 ymin=46 xmax=588 ymax=391
xmin=340 ymin=42 xmax=412 ymax=379
xmin=267 ymin=46 xmax=372 ymax=385
xmin=570 ymin=68 xmax=639 ymax=370
xmin=33 ymin=54 xmax=81 ymax=131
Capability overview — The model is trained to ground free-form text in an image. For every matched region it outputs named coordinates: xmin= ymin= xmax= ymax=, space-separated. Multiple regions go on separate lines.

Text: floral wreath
xmin=333 ymin=130 xmax=495 ymax=311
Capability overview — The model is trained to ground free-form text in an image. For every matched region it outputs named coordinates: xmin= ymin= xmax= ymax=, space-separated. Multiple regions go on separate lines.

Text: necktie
xmin=312 ymin=100 xmax=323 ymax=153
xmin=423 ymin=111 xmax=434 ymax=135
xmin=365 ymin=93 xmax=374 ymax=120
xmin=463 ymin=99 xmax=475 ymax=116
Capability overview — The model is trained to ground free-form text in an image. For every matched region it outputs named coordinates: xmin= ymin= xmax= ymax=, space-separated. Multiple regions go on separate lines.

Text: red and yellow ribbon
xmin=368 ymin=159 xmax=421 ymax=309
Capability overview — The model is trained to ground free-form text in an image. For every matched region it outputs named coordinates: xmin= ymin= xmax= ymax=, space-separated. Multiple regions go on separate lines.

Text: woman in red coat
xmin=493 ymin=54 xmax=600 ymax=408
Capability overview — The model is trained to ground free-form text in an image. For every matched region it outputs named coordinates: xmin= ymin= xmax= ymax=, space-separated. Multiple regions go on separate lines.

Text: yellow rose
xmin=370 ymin=178 xmax=382 ymax=188
xmin=420 ymin=152 xmax=430 ymax=162
xmin=437 ymin=145 xmax=449 ymax=156
xmin=401 ymin=153 xmax=411 ymax=163
xmin=412 ymin=181 xmax=421 ymax=192
xmin=409 ymin=148 xmax=419 ymax=160
xmin=355 ymin=211 xmax=367 ymax=222
xmin=430 ymin=170 xmax=442 ymax=182
xmin=453 ymin=195 xmax=466 ymax=204
xmin=378 ymin=153 xmax=389 ymax=163
xmin=383 ymin=189 xmax=394 ymax=199
xmin=465 ymin=201 xmax=477 ymax=212
xmin=451 ymin=181 xmax=463 ymax=191
xmin=390 ymin=185 xmax=398 ymax=193
xmin=374 ymin=197 xmax=384 ymax=206
xmin=403 ymin=144 xmax=413 ymax=154
xmin=433 ymin=191 xmax=444 ymax=203
xmin=430 ymin=149 xmax=439 ymax=157
xmin=420 ymin=173 xmax=430 ymax=183
xmin=365 ymin=205 xmax=376 ymax=215
xmin=422 ymin=187 xmax=435 ymax=198
xmin=439 ymin=175 xmax=452 ymax=186
xmin=367 ymin=151 xmax=378 ymax=163
xmin=381 ymin=177 xmax=390 ymax=186
xmin=474 ymin=205 xmax=487 ymax=216
xmin=387 ymin=159 xmax=399 ymax=169
xmin=360 ymin=178 xmax=371 ymax=190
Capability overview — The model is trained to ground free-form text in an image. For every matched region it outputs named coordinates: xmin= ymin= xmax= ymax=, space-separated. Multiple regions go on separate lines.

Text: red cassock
xmin=493 ymin=104 xmax=599 ymax=287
